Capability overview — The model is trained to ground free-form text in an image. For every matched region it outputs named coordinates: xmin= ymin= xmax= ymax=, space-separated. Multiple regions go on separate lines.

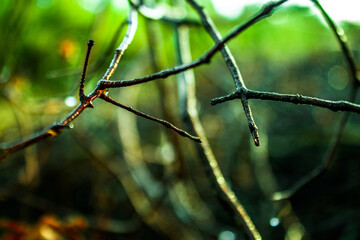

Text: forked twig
xmin=99 ymin=1 xmax=288 ymax=91
xmin=0 ymin=6 xmax=139 ymax=161
xmin=186 ymin=0 xmax=260 ymax=146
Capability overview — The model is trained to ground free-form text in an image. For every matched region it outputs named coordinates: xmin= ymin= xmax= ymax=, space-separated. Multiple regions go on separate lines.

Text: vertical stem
xmin=175 ymin=24 xmax=262 ymax=240
xmin=79 ymin=39 xmax=94 ymax=100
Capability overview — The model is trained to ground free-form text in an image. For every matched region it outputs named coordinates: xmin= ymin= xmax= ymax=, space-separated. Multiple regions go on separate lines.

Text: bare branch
xmin=100 ymin=94 xmax=201 ymax=143
xmin=211 ymin=89 xmax=360 ymax=114
xmin=79 ymin=39 xmax=95 ymax=102
xmin=0 ymin=124 xmax=69 ymax=161
xmin=0 ymin=7 xmax=139 ymax=161
xmin=98 ymin=0 xmax=288 ymax=90
xmin=186 ymin=0 xmax=260 ymax=146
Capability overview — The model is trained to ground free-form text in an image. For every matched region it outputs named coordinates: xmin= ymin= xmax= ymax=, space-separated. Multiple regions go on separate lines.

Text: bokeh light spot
xmin=65 ymin=96 xmax=77 ymax=107
xmin=269 ymin=217 xmax=280 ymax=227
xmin=218 ymin=230 xmax=236 ymax=240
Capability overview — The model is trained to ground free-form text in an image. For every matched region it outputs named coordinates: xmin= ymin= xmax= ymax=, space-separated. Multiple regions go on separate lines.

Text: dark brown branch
xmin=100 ymin=94 xmax=201 ymax=142
xmin=0 ymin=124 xmax=69 ymax=161
xmin=79 ymin=39 xmax=94 ymax=102
xmin=0 ymin=7 xmax=139 ymax=161
xmin=211 ymin=89 xmax=360 ymax=114
xmin=98 ymin=0 xmax=288 ymax=90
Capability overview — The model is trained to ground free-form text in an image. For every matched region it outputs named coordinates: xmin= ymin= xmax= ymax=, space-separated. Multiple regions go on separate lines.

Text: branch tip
xmin=79 ymin=39 xmax=95 ymax=100
xmin=88 ymin=39 xmax=95 ymax=47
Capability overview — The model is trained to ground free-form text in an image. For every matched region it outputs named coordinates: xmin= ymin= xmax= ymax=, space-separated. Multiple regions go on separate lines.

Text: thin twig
xmin=175 ymin=24 xmax=261 ymax=240
xmin=100 ymin=94 xmax=201 ymax=142
xmin=79 ymin=39 xmax=94 ymax=101
xmin=0 ymin=7 xmax=139 ymax=161
xmin=211 ymin=89 xmax=360 ymax=114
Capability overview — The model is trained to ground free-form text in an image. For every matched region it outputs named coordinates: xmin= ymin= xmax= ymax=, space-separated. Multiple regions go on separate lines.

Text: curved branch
xmin=100 ymin=94 xmax=201 ymax=142
xmin=311 ymin=0 xmax=359 ymax=86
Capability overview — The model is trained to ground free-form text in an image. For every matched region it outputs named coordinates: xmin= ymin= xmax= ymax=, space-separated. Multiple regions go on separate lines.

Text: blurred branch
xmin=47 ymin=21 xmax=127 ymax=79
xmin=272 ymin=0 xmax=360 ymax=201
xmin=175 ymin=24 xmax=261 ymax=240
xmin=311 ymin=0 xmax=359 ymax=86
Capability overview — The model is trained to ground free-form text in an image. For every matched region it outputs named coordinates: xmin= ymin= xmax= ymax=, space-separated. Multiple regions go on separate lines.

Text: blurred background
xmin=0 ymin=0 xmax=360 ymax=239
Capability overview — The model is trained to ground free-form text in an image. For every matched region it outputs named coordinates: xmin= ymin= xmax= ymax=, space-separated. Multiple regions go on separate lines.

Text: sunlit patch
xmin=211 ymin=0 xmax=360 ymax=23
xmin=210 ymin=0 xmax=250 ymax=19
xmin=327 ymin=65 xmax=349 ymax=90
xmin=111 ymin=0 xmax=129 ymax=11
xmin=77 ymin=0 xmax=107 ymax=13
xmin=318 ymin=0 xmax=360 ymax=23
xmin=286 ymin=223 xmax=305 ymax=240
xmin=269 ymin=217 xmax=280 ymax=227
xmin=160 ymin=143 xmax=175 ymax=164
xmin=65 ymin=96 xmax=77 ymax=107
xmin=218 ymin=230 xmax=236 ymax=240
